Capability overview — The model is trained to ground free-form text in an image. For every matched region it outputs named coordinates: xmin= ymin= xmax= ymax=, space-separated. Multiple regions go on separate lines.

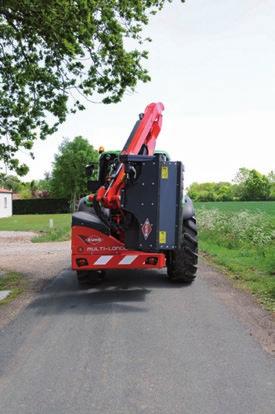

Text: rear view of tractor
xmin=71 ymin=102 xmax=198 ymax=284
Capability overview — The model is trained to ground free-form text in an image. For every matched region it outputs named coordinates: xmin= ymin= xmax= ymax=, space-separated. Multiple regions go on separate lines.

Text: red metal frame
xmin=72 ymin=227 xmax=166 ymax=270
xmin=94 ymin=102 xmax=164 ymax=210
xmin=72 ymin=102 xmax=166 ymax=272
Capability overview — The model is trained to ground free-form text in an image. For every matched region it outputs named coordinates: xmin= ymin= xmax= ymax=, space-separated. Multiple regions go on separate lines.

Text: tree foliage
xmin=51 ymin=136 xmax=98 ymax=207
xmin=239 ymin=169 xmax=271 ymax=201
xmin=187 ymin=182 xmax=234 ymax=202
xmin=0 ymin=0 xmax=177 ymax=174
xmin=187 ymin=168 xmax=273 ymax=202
xmin=0 ymin=173 xmax=22 ymax=192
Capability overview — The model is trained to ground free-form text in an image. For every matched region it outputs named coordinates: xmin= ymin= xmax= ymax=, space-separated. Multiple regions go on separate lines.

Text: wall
xmin=0 ymin=193 xmax=12 ymax=218
xmin=13 ymin=198 xmax=70 ymax=214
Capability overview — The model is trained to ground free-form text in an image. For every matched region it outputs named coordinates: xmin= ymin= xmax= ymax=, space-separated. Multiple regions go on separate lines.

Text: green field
xmin=196 ymin=201 xmax=275 ymax=222
xmin=0 ymin=214 xmax=71 ymax=242
xmin=195 ymin=201 xmax=275 ymax=311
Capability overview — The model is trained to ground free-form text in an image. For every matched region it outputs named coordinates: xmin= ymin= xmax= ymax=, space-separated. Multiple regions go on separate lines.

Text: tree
xmin=187 ymin=182 xmax=234 ymax=202
xmin=234 ymin=167 xmax=250 ymax=184
xmin=51 ymin=136 xmax=98 ymax=207
xmin=269 ymin=184 xmax=275 ymax=200
xmin=267 ymin=171 xmax=275 ymax=200
xmin=0 ymin=1 xmax=179 ymax=174
xmin=19 ymin=185 xmax=32 ymax=199
xmin=239 ymin=169 xmax=271 ymax=201
xmin=0 ymin=173 xmax=22 ymax=192
xmin=215 ymin=183 xmax=233 ymax=201
xmin=268 ymin=170 xmax=275 ymax=183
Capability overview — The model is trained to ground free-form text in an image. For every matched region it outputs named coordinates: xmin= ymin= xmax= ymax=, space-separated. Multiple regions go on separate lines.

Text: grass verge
xmin=200 ymin=240 xmax=275 ymax=312
xmin=32 ymin=227 xmax=71 ymax=243
xmin=0 ymin=214 xmax=71 ymax=242
xmin=0 ymin=271 xmax=27 ymax=305
xmin=196 ymin=202 xmax=275 ymax=312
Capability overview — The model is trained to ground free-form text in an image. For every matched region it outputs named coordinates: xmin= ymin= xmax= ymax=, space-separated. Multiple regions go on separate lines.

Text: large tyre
xmin=167 ymin=216 xmax=198 ymax=283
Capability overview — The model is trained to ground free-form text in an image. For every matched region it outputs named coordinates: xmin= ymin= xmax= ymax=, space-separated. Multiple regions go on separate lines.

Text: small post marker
xmin=49 ymin=219 xmax=54 ymax=229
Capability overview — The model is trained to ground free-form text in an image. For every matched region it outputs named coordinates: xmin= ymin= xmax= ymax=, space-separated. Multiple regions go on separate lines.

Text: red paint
xmin=72 ymin=226 xmax=166 ymax=270
xmin=94 ymin=102 xmax=164 ymax=210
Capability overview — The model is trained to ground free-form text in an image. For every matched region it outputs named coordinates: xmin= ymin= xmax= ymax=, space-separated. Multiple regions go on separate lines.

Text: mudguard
xmin=78 ymin=197 xmax=92 ymax=213
xmin=182 ymin=195 xmax=195 ymax=220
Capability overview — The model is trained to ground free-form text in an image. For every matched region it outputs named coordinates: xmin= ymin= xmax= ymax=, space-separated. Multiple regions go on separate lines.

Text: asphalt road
xmin=0 ymin=265 xmax=274 ymax=414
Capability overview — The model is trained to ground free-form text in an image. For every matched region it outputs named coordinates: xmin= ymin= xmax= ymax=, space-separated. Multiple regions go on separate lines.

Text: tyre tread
xmin=167 ymin=216 xmax=198 ymax=283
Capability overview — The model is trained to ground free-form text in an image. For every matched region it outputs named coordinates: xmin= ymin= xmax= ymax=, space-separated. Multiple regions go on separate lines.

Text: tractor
xmin=71 ymin=102 xmax=198 ymax=284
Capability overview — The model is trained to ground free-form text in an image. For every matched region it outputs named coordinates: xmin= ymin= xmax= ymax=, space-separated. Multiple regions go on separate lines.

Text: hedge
xmin=13 ymin=198 xmax=70 ymax=214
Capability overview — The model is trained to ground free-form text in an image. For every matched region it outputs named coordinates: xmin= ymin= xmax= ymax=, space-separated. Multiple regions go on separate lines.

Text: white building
xmin=0 ymin=189 xmax=12 ymax=218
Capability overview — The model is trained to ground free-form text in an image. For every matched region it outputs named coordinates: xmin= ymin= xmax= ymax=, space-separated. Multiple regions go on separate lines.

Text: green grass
xmin=0 ymin=214 xmax=71 ymax=242
xmin=196 ymin=201 xmax=275 ymax=225
xmin=0 ymin=271 xmax=26 ymax=305
xmin=196 ymin=201 xmax=275 ymax=312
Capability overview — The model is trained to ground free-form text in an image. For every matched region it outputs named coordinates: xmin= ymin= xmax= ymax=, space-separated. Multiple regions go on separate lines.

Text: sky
xmin=17 ymin=0 xmax=275 ymax=187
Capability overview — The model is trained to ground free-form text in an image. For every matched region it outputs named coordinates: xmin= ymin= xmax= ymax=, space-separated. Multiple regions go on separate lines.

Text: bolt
xmin=142 ymin=182 xmax=145 ymax=186
xmin=151 ymin=202 xmax=154 ymax=206
xmin=141 ymin=202 xmax=144 ymax=206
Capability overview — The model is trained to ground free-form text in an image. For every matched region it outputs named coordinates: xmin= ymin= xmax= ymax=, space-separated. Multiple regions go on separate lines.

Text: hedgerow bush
xmin=197 ymin=208 xmax=274 ymax=250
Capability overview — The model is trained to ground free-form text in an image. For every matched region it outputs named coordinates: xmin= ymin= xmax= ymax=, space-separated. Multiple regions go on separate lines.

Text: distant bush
xmin=187 ymin=182 xmax=234 ymax=202
xmin=187 ymin=168 xmax=273 ymax=202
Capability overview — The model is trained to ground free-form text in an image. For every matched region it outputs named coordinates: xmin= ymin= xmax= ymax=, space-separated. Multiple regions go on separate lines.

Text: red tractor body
xmin=72 ymin=226 xmax=166 ymax=271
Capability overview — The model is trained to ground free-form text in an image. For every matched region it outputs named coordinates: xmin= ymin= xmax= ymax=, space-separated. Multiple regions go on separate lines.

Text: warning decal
xmin=159 ymin=231 xmax=167 ymax=244
xmin=141 ymin=218 xmax=153 ymax=240
xmin=161 ymin=166 xmax=169 ymax=179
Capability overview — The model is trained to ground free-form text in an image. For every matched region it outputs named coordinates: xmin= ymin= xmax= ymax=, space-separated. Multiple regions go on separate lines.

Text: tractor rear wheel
xmin=167 ymin=216 xmax=198 ymax=283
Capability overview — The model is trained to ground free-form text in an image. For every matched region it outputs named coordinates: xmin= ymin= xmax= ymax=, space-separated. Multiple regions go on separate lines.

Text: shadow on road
xmin=28 ymin=269 xmax=190 ymax=315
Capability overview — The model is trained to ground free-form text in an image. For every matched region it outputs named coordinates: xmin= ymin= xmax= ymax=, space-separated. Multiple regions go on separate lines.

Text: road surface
xmin=0 ymin=264 xmax=274 ymax=414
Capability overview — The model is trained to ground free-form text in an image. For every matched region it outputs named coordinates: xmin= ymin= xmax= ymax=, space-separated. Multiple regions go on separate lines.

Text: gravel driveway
xmin=0 ymin=231 xmax=70 ymax=282
xmin=0 ymin=231 xmax=70 ymax=327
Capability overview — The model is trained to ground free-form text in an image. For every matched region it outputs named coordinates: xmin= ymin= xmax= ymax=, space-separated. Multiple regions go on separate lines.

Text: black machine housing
xmin=120 ymin=153 xmax=184 ymax=252
xmin=83 ymin=152 xmax=195 ymax=254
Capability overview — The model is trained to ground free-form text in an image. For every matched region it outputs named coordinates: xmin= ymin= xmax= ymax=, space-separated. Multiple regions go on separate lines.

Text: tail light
xmin=145 ymin=257 xmax=158 ymax=265
xmin=76 ymin=258 xmax=88 ymax=267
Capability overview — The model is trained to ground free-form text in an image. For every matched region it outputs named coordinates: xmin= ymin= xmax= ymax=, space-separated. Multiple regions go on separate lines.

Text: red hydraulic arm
xmin=92 ymin=102 xmax=164 ymax=210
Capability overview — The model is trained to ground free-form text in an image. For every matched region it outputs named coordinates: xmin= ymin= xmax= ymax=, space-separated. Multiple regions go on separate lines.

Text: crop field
xmin=195 ymin=201 xmax=275 ymax=311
